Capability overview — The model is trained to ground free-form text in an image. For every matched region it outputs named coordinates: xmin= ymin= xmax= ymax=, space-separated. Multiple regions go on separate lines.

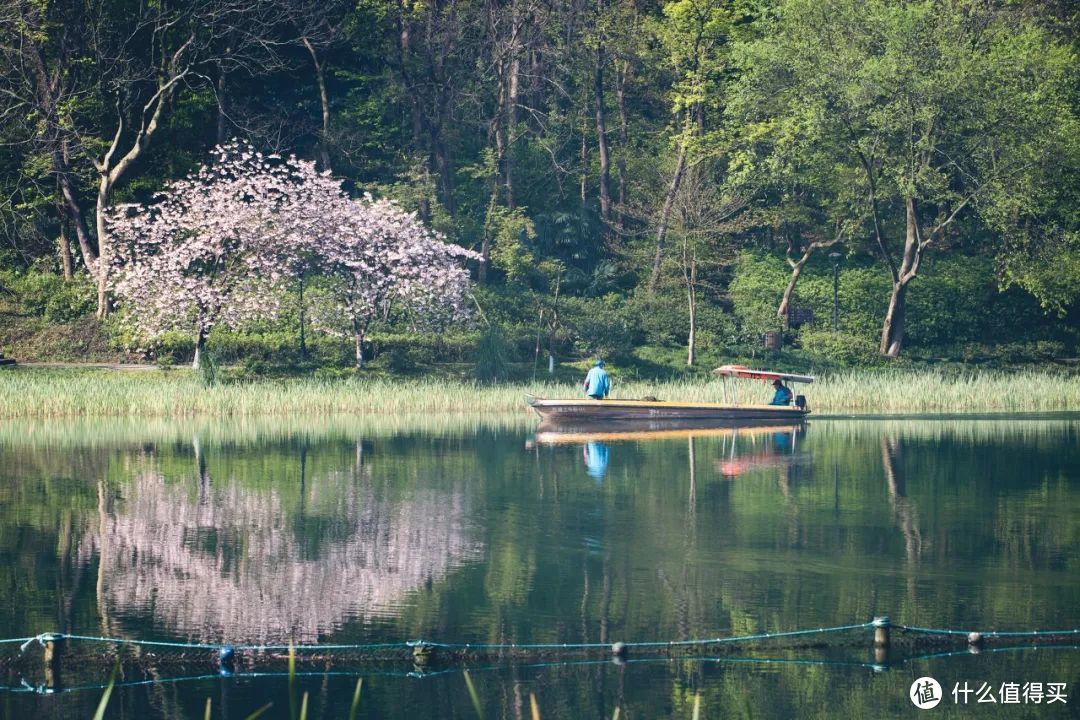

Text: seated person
xmin=769 ymin=379 xmax=793 ymax=406
xmin=583 ymin=360 xmax=611 ymax=399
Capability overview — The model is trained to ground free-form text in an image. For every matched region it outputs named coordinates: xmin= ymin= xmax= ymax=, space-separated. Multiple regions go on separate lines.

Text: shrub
xmin=2 ymin=270 xmax=96 ymax=322
xmin=799 ymin=328 xmax=882 ymax=367
xmin=473 ymin=324 xmax=512 ymax=382
xmin=560 ymin=294 xmax=642 ymax=360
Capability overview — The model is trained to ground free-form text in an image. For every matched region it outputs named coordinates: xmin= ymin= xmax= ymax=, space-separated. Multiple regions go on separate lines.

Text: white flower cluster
xmin=108 ymin=141 xmax=481 ymax=349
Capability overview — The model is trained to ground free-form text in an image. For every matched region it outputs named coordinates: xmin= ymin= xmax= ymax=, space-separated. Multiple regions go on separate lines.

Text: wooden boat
xmin=526 ymin=365 xmax=813 ymax=424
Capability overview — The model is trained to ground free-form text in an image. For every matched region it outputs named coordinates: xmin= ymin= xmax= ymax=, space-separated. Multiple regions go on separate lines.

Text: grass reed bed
xmin=0 ymin=366 xmax=1078 ymax=418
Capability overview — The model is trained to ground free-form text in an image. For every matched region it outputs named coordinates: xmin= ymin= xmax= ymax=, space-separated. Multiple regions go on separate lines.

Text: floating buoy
xmin=218 ymin=645 xmax=235 ymax=675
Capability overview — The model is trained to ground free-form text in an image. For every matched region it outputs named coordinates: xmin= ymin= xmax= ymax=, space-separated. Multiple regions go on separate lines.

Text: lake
xmin=1 ymin=414 xmax=1077 ymax=718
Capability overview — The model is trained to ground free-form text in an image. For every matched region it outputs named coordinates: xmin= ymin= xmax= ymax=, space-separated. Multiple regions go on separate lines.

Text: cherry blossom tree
xmin=310 ymin=195 xmax=480 ymax=367
xmin=109 ymin=141 xmax=478 ymax=369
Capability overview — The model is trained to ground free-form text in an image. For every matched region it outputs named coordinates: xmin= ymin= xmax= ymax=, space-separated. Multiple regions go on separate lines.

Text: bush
xmin=799 ymin=328 xmax=882 ymax=367
xmin=196 ymin=351 xmax=220 ymax=386
xmin=473 ymin=324 xmax=512 ymax=382
xmin=2 ymin=270 xmax=95 ymax=322
xmin=375 ymin=344 xmax=420 ymax=373
xmin=560 ymin=294 xmax=642 ymax=360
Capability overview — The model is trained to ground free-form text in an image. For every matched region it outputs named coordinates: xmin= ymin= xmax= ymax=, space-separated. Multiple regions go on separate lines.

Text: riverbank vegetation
xmin=2 ymin=2 xmax=1080 ymax=377
xmin=2 ymin=366 xmax=1078 ymax=418
xmin=1 ymin=0 xmax=1078 ymax=376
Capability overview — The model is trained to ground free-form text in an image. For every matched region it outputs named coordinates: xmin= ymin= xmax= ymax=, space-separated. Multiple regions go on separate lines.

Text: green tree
xmin=729 ymin=0 xmax=1078 ymax=356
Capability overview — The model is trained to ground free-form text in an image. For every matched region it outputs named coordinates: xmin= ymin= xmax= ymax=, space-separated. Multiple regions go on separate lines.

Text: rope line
xmin=5 ymin=644 xmax=1079 ymax=697
xmin=5 ymin=621 xmax=1080 ymax=658
xmin=898 ymin=625 xmax=1080 ymax=638
xmin=4 ymin=623 xmax=875 ymax=656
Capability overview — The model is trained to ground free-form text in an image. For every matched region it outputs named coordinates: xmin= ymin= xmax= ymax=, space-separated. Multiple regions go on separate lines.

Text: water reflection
xmin=713 ymin=425 xmax=810 ymax=478
xmin=583 ymin=442 xmax=610 ymax=480
xmin=1 ymin=413 xmax=1078 ymax=719
xmin=534 ymin=423 xmax=812 ymax=484
xmin=84 ymin=439 xmax=483 ymax=644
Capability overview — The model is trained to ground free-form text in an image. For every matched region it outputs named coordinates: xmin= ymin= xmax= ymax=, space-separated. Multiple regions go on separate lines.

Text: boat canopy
xmin=711 ymin=364 xmax=815 ymax=384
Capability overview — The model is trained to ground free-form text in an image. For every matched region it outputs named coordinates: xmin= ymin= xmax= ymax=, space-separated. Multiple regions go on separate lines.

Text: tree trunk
xmin=58 ymin=225 xmax=73 ymax=280
xmin=777 ymin=254 xmax=810 ymax=321
xmin=95 ymin=175 xmax=112 ymax=317
xmin=302 ymin=36 xmax=332 ymax=172
xmin=594 ymin=13 xmax=611 ymax=240
xmin=686 ymin=255 xmax=697 ymax=366
xmin=192 ymin=327 xmax=208 ymax=369
xmin=431 ymin=130 xmax=455 ymax=216
xmin=648 ymin=137 xmax=688 ymax=291
xmin=878 ymin=198 xmax=922 ymax=357
xmin=56 ymin=152 xmax=97 ymax=276
xmin=298 ymin=276 xmax=307 ymax=360
xmin=616 ymin=59 xmax=629 ymax=231
xmin=777 ymin=267 xmax=803 ymax=322
xmin=216 ymin=68 xmax=228 ymax=145
xmin=354 ymin=323 xmax=365 ymax=368
xmin=880 ymin=280 xmax=909 ymax=357
xmin=505 ymin=2 xmax=521 ymax=208
xmin=56 ymin=207 xmax=73 ymax=280
xmin=580 ymin=123 xmax=588 ymax=205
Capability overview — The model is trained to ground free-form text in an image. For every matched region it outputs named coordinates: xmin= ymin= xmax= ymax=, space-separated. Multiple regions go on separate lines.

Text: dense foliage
xmin=1 ymin=0 xmax=1078 ymax=368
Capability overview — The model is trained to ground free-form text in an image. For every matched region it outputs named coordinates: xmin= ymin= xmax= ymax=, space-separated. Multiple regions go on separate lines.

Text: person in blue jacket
xmin=769 ymin=379 xmax=793 ymax=405
xmin=583 ymin=360 xmax=611 ymax=399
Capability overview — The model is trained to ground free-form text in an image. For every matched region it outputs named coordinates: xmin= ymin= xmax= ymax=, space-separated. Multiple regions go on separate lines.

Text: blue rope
xmin=902 ymin=643 xmax=1080 ymax=663
xmin=57 ymin=634 xmax=223 ymax=650
xmin=3 ymin=624 xmax=873 ymax=656
xmin=899 ymin=625 xmax=1080 ymax=638
xmin=5 ymin=644 xmax=1080 ymax=697
xmin=5 ymin=621 xmax=1078 ymax=660
xmin=0 ymin=637 xmax=37 ymax=646
xmin=421 ymin=622 xmax=875 ymax=651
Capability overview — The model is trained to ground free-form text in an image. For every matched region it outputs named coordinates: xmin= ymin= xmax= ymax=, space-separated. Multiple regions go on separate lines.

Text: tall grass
xmin=2 ymin=366 xmax=1078 ymax=418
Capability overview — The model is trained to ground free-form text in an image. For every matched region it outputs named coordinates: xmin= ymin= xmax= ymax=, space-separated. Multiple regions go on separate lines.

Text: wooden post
xmin=412 ymin=643 xmax=434 ymax=667
xmin=872 ymin=617 xmax=890 ymax=647
xmin=871 ymin=617 xmax=891 ymax=669
xmin=43 ymin=634 xmax=63 ymax=690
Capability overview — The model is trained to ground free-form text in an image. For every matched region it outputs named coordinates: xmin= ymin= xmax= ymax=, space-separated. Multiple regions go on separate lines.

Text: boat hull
xmin=527 ymin=397 xmax=808 ymax=424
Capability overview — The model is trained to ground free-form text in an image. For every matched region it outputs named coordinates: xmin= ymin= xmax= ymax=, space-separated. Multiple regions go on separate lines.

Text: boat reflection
xmin=533 ymin=421 xmax=810 ymax=481
xmin=714 ymin=425 xmax=810 ymax=478
xmin=534 ymin=419 xmax=806 ymax=445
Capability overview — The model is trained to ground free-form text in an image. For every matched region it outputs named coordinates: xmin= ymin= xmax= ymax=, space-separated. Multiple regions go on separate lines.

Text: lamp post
xmin=829 ymin=252 xmax=842 ymax=332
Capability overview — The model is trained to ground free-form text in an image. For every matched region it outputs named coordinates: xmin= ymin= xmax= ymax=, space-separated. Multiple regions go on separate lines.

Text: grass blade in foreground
xmin=288 ymin=642 xmax=298 ymax=720
xmin=91 ymin=665 xmax=117 ymax=720
xmin=243 ymin=703 xmax=273 ymax=720
xmin=348 ymin=678 xmax=363 ymax=720
xmin=463 ymin=670 xmax=485 ymax=719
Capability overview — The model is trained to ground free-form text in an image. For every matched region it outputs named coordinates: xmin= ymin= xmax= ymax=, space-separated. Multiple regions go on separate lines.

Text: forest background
xmin=2 ymin=0 xmax=1079 ymax=379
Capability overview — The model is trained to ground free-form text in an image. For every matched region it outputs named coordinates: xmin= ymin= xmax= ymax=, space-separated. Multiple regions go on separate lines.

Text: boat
xmin=526 ymin=365 xmax=813 ymax=424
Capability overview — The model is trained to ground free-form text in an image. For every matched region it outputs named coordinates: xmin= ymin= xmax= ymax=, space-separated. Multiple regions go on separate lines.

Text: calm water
xmin=1 ymin=415 xmax=1078 ymax=718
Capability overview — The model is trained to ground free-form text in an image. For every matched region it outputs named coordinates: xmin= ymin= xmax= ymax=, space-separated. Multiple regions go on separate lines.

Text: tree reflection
xmin=85 ymin=440 xmax=483 ymax=643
